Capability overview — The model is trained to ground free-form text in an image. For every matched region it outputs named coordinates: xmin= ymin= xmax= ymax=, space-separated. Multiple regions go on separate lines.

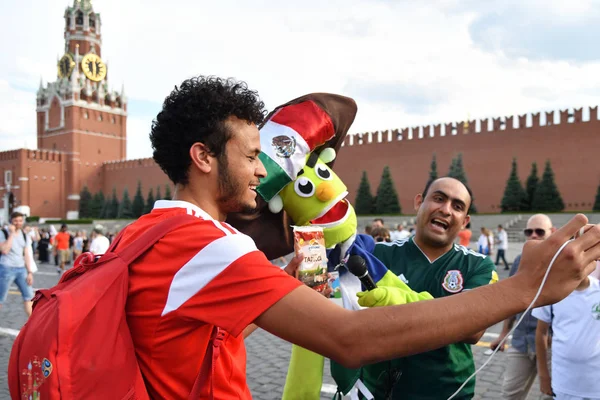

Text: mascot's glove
xmin=356 ymin=271 xmax=433 ymax=307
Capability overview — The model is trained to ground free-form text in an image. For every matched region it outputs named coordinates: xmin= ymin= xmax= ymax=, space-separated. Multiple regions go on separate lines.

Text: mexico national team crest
xmin=272 ymin=135 xmax=296 ymax=158
xmin=442 ymin=270 xmax=464 ymax=293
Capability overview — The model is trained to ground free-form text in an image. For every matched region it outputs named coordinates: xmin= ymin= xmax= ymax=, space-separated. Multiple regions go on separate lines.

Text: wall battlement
xmin=343 ymin=106 xmax=599 ymax=147
xmin=26 ymin=149 xmax=64 ymax=162
xmin=103 ymin=156 xmax=156 ymax=170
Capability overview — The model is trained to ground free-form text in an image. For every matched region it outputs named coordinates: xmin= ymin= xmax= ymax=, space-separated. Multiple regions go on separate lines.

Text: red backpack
xmin=8 ymin=214 xmax=224 ymax=399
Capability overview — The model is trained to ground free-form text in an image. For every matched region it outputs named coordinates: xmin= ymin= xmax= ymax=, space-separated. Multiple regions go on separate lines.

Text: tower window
xmin=53 ymin=143 xmax=57 ymax=150
xmin=90 ymin=15 xmax=96 ymax=29
xmin=98 ymin=113 xmax=103 ymax=122
xmin=84 ymin=111 xmax=88 ymax=119
xmin=76 ymin=11 xmax=83 ymax=25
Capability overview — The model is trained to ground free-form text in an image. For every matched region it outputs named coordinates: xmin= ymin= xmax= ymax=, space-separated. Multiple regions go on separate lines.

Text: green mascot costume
xmin=227 ymin=93 xmax=432 ymax=399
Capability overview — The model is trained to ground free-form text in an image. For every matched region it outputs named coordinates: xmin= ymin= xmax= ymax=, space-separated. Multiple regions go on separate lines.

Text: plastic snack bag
xmin=293 ymin=226 xmax=328 ymax=293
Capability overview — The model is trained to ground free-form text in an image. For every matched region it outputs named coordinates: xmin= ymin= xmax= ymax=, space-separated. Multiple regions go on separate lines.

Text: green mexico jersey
xmin=367 ymin=237 xmax=497 ymax=400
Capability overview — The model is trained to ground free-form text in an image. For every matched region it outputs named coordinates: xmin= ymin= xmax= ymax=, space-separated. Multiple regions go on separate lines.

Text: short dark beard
xmin=216 ymin=151 xmax=256 ymax=214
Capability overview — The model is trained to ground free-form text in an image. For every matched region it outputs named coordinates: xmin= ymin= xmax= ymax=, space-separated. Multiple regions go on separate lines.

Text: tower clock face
xmin=81 ymin=53 xmax=107 ymax=82
xmin=57 ymin=54 xmax=75 ymax=78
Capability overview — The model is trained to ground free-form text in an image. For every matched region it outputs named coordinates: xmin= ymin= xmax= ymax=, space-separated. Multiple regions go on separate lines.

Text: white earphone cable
xmin=446 ymin=238 xmax=574 ymax=400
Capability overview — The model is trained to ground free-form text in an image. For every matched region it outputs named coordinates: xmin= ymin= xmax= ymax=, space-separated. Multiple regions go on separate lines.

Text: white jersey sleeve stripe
xmin=161 ymin=233 xmax=257 ymax=316
xmin=211 ymin=220 xmax=232 ymax=236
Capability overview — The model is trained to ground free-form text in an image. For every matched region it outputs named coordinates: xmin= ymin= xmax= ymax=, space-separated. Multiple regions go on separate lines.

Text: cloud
xmin=1 ymin=0 xmax=600 ymax=159
xmin=468 ymin=0 xmax=600 ymax=62
xmin=344 ymin=79 xmax=448 ymax=115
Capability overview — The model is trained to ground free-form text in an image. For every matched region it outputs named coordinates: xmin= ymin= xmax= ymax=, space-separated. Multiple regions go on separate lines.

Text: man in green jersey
xmin=366 ymin=176 xmax=498 ymax=399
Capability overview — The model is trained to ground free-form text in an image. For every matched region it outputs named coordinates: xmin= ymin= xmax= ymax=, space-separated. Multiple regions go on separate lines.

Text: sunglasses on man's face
xmin=375 ymin=237 xmax=391 ymax=242
xmin=524 ymin=228 xmax=546 ymax=237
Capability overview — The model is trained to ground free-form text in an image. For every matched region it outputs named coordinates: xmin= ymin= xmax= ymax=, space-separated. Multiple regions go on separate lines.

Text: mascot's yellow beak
xmin=316 ymin=182 xmax=336 ymax=202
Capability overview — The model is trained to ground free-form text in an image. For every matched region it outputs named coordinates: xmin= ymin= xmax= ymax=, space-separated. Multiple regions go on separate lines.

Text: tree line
xmin=78 ymin=182 xmax=173 ymax=219
xmin=354 ymin=153 xmax=476 ymax=215
xmin=501 ymin=159 xmax=600 ymax=212
xmin=354 ymin=153 xmax=600 ymax=215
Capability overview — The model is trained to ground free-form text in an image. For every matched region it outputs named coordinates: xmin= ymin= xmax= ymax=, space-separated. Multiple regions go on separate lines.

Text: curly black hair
xmin=150 ymin=76 xmax=266 ymax=185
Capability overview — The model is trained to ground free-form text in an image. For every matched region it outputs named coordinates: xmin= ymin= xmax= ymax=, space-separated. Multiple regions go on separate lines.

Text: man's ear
xmin=189 ymin=142 xmax=213 ymax=174
xmin=462 ymin=215 xmax=471 ymax=229
xmin=414 ymin=193 xmax=424 ymax=212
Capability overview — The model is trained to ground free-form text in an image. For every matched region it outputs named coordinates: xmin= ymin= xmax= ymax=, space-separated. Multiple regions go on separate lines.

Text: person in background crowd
xmin=0 ymin=212 xmax=34 ymax=317
xmin=496 ymin=224 xmax=510 ymax=270
xmin=371 ymin=227 xmax=392 ymax=243
xmin=89 ymin=225 xmax=110 ymax=255
xmin=73 ymin=231 xmax=84 ymax=260
xmin=478 ymin=227 xmax=491 ymax=255
xmin=54 ymin=224 xmax=72 ymax=273
xmin=457 ymin=222 xmax=472 ymax=247
xmin=391 ymin=224 xmax=411 ymax=241
xmin=490 ymin=214 xmax=555 ymax=400
xmin=25 ymin=226 xmax=40 ymax=256
xmin=37 ymin=229 xmax=51 ymax=263
xmin=533 ymin=272 xmax=600 ymax=400
xmin=372 ymin=218 xmax=384 ymax=229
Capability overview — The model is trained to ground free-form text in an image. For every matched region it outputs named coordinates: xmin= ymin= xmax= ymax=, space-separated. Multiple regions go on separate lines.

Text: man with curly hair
xmin=117 ymin=75 xmax=599 ymax=399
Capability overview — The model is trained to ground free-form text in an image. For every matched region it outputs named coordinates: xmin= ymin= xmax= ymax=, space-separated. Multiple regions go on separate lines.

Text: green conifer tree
xmin=164 ymin=184 xmax=172 ymax=200
xmin=426 ymin=153 xmax=438 ymax=188
xmin=118 ymin=188 xmax=134 ymax=219
xmin=78 ymin=186 xmax=93 ymax=218
xmin=156 ymin=186 xmax=162 ymax=202
xmin=525 ymin=162 xmax=539 ymax=211
xmin=90 ymin=191 xmax=105 ymax=219
xmin=374 ymin=166 xmax=401 ymax=214
xmin=354 ymin=171 xmax=374 ymax=215
xmin=132 ymin=181 xmax=145 ymax=218
xmin=447 ymin=153 xmax=477 ymax=213
xmin=144 ymin=188 xmax=155 ymax=214
xmin=106 ymin=188 xmax=120 ymax=219
xmin=531 ymin=160 xmax=564 ymax=212
xmin=501 ymin=158 xmax=527 ymax=212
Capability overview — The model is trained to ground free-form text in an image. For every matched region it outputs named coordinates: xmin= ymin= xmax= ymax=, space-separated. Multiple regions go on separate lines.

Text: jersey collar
xmin=153 ymin=200 xmax=214 ymax=221
xmin=411 ymin=237 xmax=452 ymax=264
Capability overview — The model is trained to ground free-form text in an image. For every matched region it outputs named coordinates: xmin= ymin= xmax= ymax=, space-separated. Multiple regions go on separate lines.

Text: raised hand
xmin=515 ymin=214 xmax=600 ymax=307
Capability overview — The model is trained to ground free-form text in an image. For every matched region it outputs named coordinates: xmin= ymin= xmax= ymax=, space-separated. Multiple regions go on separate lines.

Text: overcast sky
xmin=1 ymin=0 xmax=599 ymax=159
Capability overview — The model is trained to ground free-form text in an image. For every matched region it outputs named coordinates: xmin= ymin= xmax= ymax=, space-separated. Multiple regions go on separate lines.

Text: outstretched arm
xmin=255 ymin=216 xmax=600 ymax=368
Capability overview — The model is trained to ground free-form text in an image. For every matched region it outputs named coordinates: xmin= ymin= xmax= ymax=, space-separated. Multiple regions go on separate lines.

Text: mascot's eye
xmin=294 ymin=177 xmax=315 ymax=197
xmin=315 ymin=164 xmax=332 ymax=181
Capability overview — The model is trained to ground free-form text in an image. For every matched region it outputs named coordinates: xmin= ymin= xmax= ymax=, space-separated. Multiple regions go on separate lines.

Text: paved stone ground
xmin=1 ymin=243 xmax=550 ymax=399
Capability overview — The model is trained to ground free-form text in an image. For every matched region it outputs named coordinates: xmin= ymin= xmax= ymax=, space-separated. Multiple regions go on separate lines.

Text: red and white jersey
xmin=122 ymin=200 xmax=301 ymax=399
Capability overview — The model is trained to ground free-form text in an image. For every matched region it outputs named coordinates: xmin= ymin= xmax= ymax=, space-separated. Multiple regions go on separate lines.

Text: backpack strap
xmin=111 ymin=214 xmax=196 ymax=265
xmin=189 ymin=326 xmax=226 ymax=400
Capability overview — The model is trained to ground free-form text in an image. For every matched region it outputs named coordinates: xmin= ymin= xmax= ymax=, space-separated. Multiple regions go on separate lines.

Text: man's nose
xmin=256 ymin=156 xmax=267 ymax=178
xmin=439 ymin=201 xmax=452 ymax=214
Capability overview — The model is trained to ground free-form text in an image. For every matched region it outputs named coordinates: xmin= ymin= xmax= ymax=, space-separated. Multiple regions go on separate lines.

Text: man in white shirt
xmin=89 ymin=225 xmax=110 ymax=255
xmin=533 ymin=275 xmax=600 ymax=400
xmin=495 ymin=224 xmax=509 ymax=270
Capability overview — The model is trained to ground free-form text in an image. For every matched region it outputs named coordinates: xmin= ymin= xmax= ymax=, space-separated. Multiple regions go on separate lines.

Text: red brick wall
xmin=0 ymin=150 xmax=66 ymax=218
xmin=334 ymin=108 xmax=600 ymax=214
xmin=102 ymin=158 xmax=171 ymax=201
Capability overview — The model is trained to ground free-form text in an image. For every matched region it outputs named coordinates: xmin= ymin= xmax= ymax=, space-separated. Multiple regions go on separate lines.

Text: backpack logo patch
xmin=21 ymin=356 xmax=52 ymax=397
xmin=442 ymin=270 xmax=464 ymax=293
